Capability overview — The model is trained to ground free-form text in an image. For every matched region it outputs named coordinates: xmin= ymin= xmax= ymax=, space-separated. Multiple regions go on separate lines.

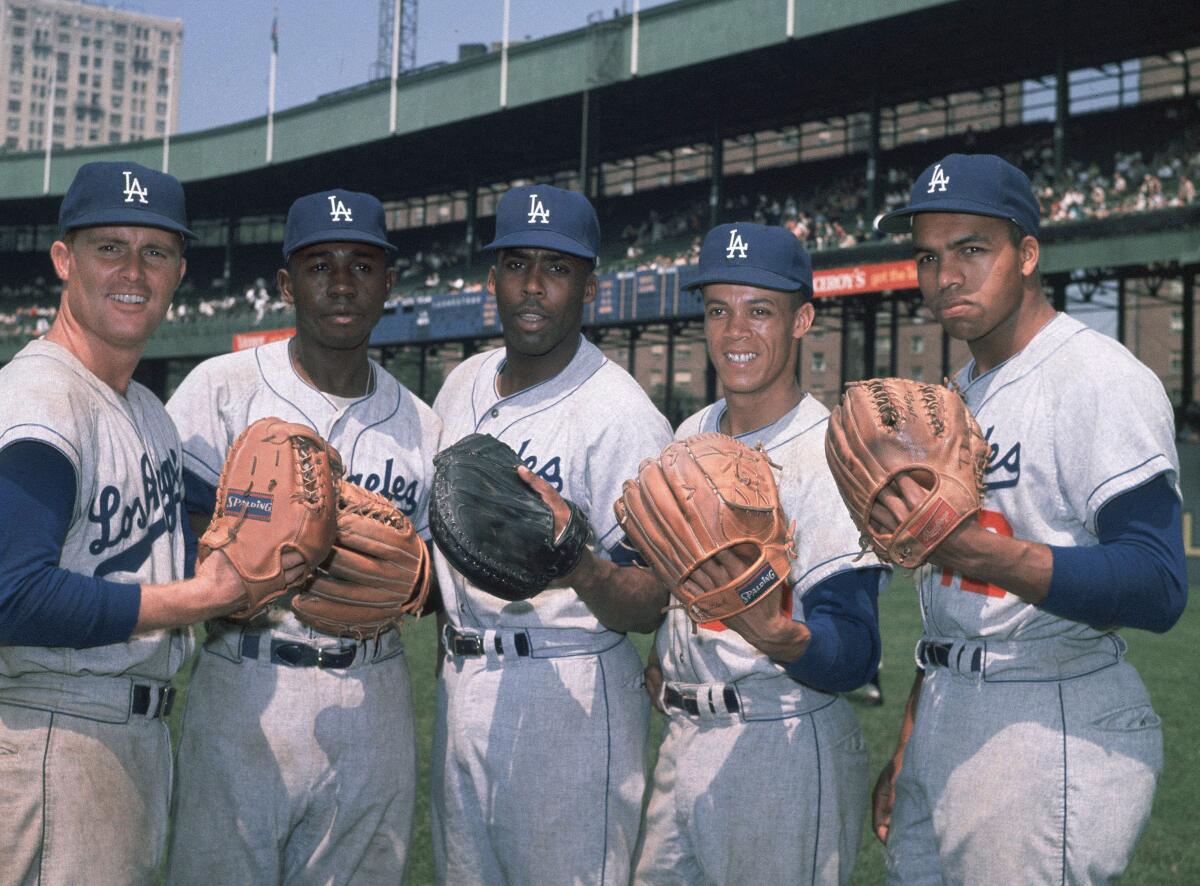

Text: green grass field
xmin=169 ymin=577 xmax=1199 ymax=884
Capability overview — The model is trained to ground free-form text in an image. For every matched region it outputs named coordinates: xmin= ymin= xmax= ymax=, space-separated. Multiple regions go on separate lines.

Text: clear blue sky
xmin=122 ymin=0 xmax=674 ymax=133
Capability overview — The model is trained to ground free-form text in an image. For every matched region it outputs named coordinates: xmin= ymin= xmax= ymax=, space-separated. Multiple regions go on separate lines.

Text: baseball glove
xmin=291 ymin=482 xmax=430 ymax=638
xmin=199 ymin=418 xmax=342 ymax=620
xmin=825 ymin=378 xmax=990 ymax=569
xmin=614 ymin=433 xmax=795 ymax=624
xmin=429 ymin=433 xmax=591 ymax=601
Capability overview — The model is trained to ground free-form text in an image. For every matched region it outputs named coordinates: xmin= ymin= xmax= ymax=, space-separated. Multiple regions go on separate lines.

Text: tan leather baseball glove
xmin=614 ymin=433 xmax=795 ymax=624
xmin=825 ymin=378 xmax=990 ymax=569
xmin=291 ymin=482 xmax=430 ymax=638
xmin=199 ymin=418 xmax=342 ymax=620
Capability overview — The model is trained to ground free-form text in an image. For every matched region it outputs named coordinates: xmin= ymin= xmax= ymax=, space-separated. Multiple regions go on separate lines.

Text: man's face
xmin=702 ymin=283 xmax=812 ymax=398
xmin=50 ymin=225 xmax=186 ymax=351
xmin=279 ymin=241 xmax=394 ymax=351
xmin=912 ymin=213 xmax=1035 ymax=344
xmin=488 ymin=247 xmax=596 ymax=360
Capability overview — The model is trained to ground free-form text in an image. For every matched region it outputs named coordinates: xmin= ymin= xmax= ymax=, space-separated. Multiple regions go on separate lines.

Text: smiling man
xmin=0 ymin=161 xmax=266 ymax=884
xmin=429 ymin=184 xmax=674 ymax=885
xmin=633 ymin=223 xmax=887 ymax=884
xmin=164 ymin=189 xmax=442 ymax=884
xmin=870 ymin=154 xmax=1187 ymax=884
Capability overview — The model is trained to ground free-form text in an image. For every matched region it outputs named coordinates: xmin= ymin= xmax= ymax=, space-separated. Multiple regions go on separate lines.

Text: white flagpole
xmin=266 ymin=3 xmax=278 ymax=163
xmin=42 ymin=68 xmax=55 ymax=194
xmin=631 ymin=0 xmax=640 ymax=76
xmin=389 ymin=0 xmax=401 ymax=133
xmin=162 ymin=42 xmax=175 ymax=172
xmin=786 ymin=0 xmax=795 ymax=38
xmin=499 ymin=0 xmax=511 ymax=108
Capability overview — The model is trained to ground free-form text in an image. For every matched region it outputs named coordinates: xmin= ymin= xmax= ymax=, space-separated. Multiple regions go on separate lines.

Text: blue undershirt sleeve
xmin=180 ymin=467 xmax=216 ymax=580
xmin=784 ymin=566 xmax=884 ymax=693
xmin=1045 ymin=473 xmax=1187 ymax=633
xmin=0 ymin=441 xmax=141 ymax=648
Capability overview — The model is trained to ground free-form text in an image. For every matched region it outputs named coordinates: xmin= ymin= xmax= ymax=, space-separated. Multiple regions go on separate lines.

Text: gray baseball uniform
xmin=886 ymin=314 xmax=1175 ymax=884
xmin=0 ymin=340 xmax=189 ymax=886
xmin=164 ymin=338 xmax=440 ymax=885
xmin=430 ymin=336 xmax=673 ymax=886
xmin=634 ymin=396 xmax=884 ymax=885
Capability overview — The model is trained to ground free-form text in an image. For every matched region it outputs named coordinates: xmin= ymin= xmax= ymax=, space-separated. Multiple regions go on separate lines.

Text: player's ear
xmin=791 ymin=298 xmax=814 ymax=340
xmin=582 ymin=271 xmax=597 ymax=306
xmin=486 ymin=266 xmax=497 ymax=297
xmin=50 ymin=240 xmax=70 ymax=282
xmin=1018 ymin=235 xmax=1039 ymax=278
xmin=277 ymin=267 xmax=294 ymax=306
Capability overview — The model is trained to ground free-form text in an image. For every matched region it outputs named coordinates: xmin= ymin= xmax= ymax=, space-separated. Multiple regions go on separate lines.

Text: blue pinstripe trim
xmin=1084 ymin=457 xmax=1170 ymax=514
xmin=793 ymin=552 xmax=868 ymax=587
xmin=180 ymin=446 xmax=222 ymax=484
xmin=1058 ymin=683 xmax=1068 ymax=886
xmin=254 ymin=346 xmax=319 ymax=432
xmin=479 ymin=359 xmax=609 ymax=439
xmin=1 ymin=422 xmax=83 ymax=466
xmin=808 ymin=713 xmax=822 ymax=885
xmin=37 ymin=711 xmax=53 ymax=886
xmin=345 ymin=376 xmax=404 ymax=468
xmin=597 ymin=653 xmax=612 ymax=885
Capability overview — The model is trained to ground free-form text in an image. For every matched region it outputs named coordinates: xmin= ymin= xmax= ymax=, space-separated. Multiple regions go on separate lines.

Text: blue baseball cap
xmin=877 ymin=153 xmax=1041 ymax=237
xmin=484 ymin=184 xmax=600 ymax=260
xmin=283 ymin=189 xmax=396 ymax=259
xmin=681 ymin=223 xmax=813 ymax=299
xmin=58 ymin=161 xmax=195 ymax=238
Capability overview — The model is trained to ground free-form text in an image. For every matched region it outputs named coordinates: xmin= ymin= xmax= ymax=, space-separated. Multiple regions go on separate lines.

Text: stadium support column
xmin=223 ymin=218 xmax=237 ymax=292
xmin=888 ymin=297 xmax=899 ymax=376
xmin=940 ymin=327 xmax=951 ymax=381
xmin=709 ymin=116 xmax=723 ymax=229
xmin=839 ymin=299 xmax=851 ymax=389
xmin=418 ymin=344 xmax=428 ymax=401
xmin=1183 ymin=268 xmax=1195 ymax=413
xmin=464 ymin=180 xmax=477 ymax=266
xmin=706 ymin=355 xmax=718 ymax=403
xmin=1054 ymin=33 xmax=1068 ymax=179
xmin=1117 ymin=274 xmax=1126 ymax=345
xmin=627 ymin=326 xmax=639 ymax=374
xmin=865 ymin=90 xmax=882 ymax=219
xmin=665 ymin=322 xmax=676 ymax=422
xmin=580 ymin=90 xmax=593 ymax=198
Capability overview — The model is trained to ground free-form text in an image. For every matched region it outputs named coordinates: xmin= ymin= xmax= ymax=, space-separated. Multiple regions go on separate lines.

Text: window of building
xmin=7 ymin=100 xmax=21 ymax=113
xmin=11 ymin=7 xmax=27 ymax=21
xmin=811 ymin=352 xmax=827 ymax=373
xmin=1170 ymin=351 xmax=1183 ymax=373
xmin=114 ymin=41 xmax=126 ymax=54
xmin=7 ymin=118 xmax=20 ymax=132
xmin=911 ymin=335 xmax=926 ymax=355
xmin=1171 ymin=310 xmax=1183 ymax=333
xmin=912 ymin=365 xmax=925 ymax=380
xmin=12 ymin=25 xmax=26 ymax=38
xmin=155 ymin=119 xmax=165 ymax=134
xmin=109 ymin=113 xmax=121 ymax=128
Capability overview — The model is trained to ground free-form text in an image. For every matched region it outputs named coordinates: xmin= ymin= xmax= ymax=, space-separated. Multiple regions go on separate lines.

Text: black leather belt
xmin=442 ymin=626 xmax=530 ymax=658
xmin=664 ymin=685 xmax=740 ymax=715
xmin=131 ymin=684 xmax=175 ymax=718
xmin=918 ymin=641 xmax=982 ymax=673
xmin=269 ymin=640 xmax=358 ymax=669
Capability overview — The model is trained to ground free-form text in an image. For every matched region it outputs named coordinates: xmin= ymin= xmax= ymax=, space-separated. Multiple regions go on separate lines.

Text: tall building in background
xmin=0 ymin=0 xmax=182 ymax=153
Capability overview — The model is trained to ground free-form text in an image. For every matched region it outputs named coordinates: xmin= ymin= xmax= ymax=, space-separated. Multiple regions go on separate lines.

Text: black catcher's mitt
xmin=429 ymin=433 xmax=592 ymax=601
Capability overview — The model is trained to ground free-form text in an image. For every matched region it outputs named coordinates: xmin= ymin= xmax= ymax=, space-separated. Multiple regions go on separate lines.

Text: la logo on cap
xmin=526 ymin=193 xmax=550 ymax=224
xmin=122 ymin=171 xmax=148 ymax=204
xmin=927 ymin=163 xmax=950 ymax=194
xmin=725 ymin=228 xmax=749 ymax=259
xmin=328 ymin=195 xmax=353 ymax=222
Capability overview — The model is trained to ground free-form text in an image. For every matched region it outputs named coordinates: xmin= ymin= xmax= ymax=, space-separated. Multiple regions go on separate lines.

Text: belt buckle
xmin=667 ymin=686 xmax=701 ymax=716
xmin=443 ymin=626 xmax=484 ymax=657
xmin=316 ymin=646 xmax=356 ymax=669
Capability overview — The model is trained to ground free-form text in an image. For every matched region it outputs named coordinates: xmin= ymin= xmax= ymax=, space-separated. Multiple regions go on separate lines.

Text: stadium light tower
xmin=370 ymin=0 xmax=418 ymax=81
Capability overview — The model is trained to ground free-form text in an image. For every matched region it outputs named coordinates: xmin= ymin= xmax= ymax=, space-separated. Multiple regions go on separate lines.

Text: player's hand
xmin=517 ymin=465 xmax=587 ymax=589
xmin=644 ymin=645 xmax=667 ymax=713
xmin=685 ymin=547 xmax=810 ymax=662
xmin=196 ymin=548 xmax=309 ymax=612
xmin=868 ymin=472 xmax=930 ymax=535
xmin=872 ymin=755 xmax=902 ymax=845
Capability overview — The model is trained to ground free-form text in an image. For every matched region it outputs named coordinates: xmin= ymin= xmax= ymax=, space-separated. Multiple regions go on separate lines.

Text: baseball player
xmin=633 ymin=223 xmax=888 ymax=884
xmin=0 ymin=162 xmax=263 ymax=885
xmin=870 ymin=154 xmax=1187 ymax=884
xmin=430 ymin=184 xmax=674 ymax=885
xmin=164 ymin=190 xmax=442 ymax=884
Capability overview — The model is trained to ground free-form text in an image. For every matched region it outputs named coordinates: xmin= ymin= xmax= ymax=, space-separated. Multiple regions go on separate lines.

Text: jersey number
xmin=938 ymin=509 xmax=1013 ymax=598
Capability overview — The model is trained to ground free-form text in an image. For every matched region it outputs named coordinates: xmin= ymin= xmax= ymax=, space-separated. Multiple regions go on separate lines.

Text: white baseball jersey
xmin=658 ymin=397 xmax=885 ymax=686
xmin=432 ymin=336 xmax=674 ymax=631
xmin=921 ymin=312 xmax=1179 ymax=642
xmin=0 ymin=339 xmax=190 ymax=683
xmin=166 ymin=338 xmax=441 ymax=636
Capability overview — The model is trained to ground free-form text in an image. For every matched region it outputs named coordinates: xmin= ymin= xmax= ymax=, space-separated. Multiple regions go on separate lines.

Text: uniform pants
xmin=634 ymin=695 xmax=868 ymax=885
xmin=166 ymin=642 xmax=417 ymax=885
xmin=0 ymin=703 xmax=171 ymax=886
xmin=432 ymin=637 xmax=649 ymax=886
xmin=886 ymin=660 xmax=1162 ymax=885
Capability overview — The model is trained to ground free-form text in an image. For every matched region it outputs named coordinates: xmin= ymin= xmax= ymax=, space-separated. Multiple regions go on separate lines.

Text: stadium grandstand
xmin=1 ymin=0 xmax=1198 ymax=428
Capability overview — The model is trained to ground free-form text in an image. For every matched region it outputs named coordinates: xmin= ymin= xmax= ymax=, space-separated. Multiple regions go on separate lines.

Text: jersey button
xmin=490 ymin=408 xmax=499 ymax=418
